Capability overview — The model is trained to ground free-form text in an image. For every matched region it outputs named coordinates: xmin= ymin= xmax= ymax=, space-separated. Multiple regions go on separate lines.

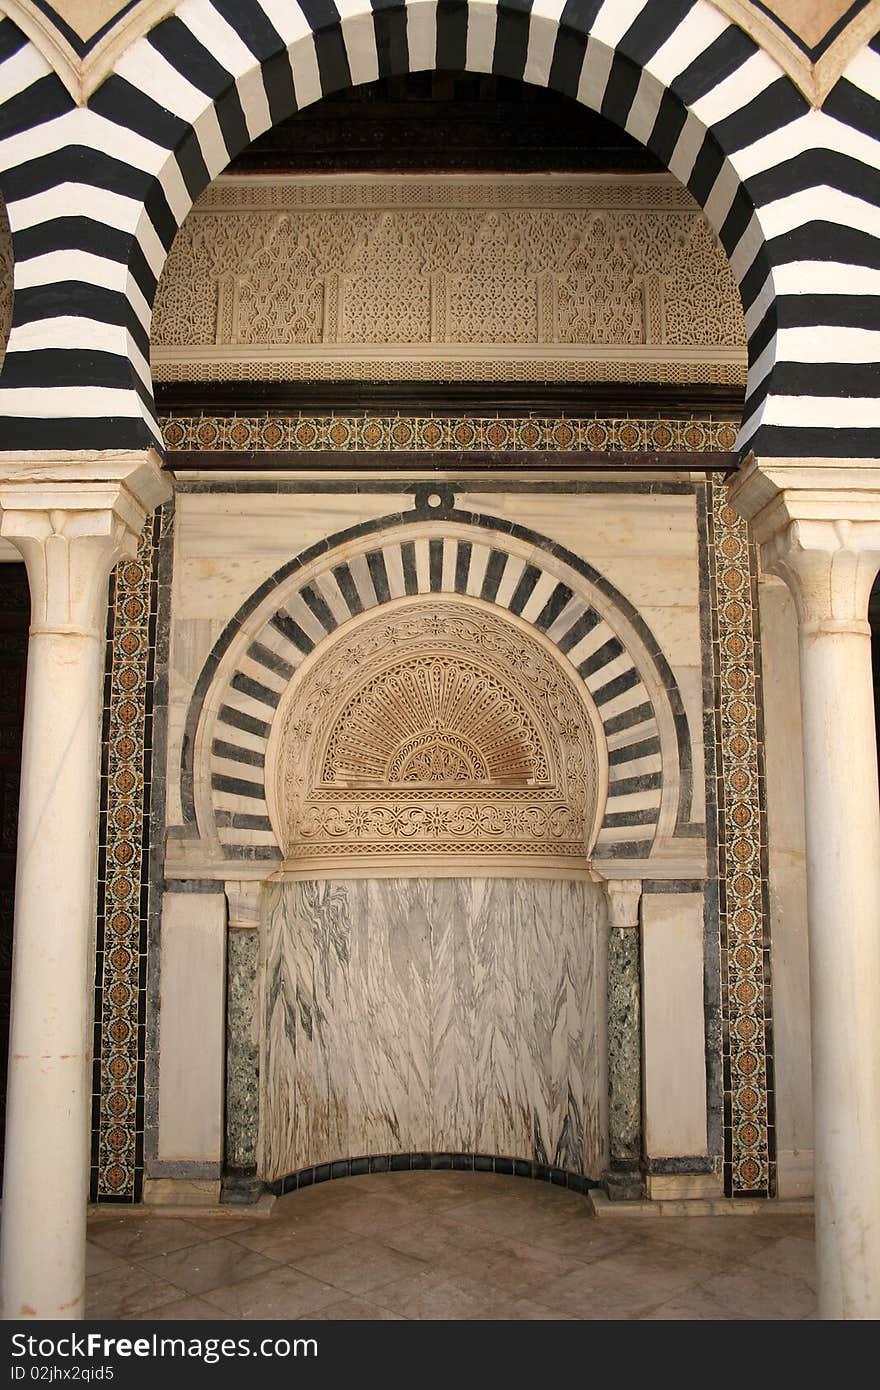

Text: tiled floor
xmin=85 ymin=1171 xmax=817 ymax=1321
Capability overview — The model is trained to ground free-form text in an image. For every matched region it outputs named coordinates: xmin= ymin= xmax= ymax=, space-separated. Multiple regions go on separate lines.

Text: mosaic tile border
xmin=91 ymin=514 xmax=160 ymax=1203
xmin=160 ymin=414 xmax=739 ymax=454
xmin=708 ymin=479 xmax=775 ymax=1197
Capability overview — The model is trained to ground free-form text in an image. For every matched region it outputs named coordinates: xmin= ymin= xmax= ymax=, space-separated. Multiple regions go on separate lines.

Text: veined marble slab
xmin=259 ymin=877 xmax=604 ymax=1179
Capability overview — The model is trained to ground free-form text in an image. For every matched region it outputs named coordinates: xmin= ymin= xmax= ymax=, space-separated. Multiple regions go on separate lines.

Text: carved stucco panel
xmin=151 ymin=177 xmax=746 ymax=383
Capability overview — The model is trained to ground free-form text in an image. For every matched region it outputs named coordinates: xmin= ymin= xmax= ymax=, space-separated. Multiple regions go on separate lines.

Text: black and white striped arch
xmin=187 ymin=525 xmax=692 ymax=865
xmin=1 ymin=1 xmax=879 ymax=459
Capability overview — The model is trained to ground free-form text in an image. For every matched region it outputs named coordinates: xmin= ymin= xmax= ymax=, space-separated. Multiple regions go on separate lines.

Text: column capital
xmin=225 ymin=880 xmax=262 ymax=931
xmin=0 ymin=450 xmax=171 ymax=635
xmin=599 ymin=877 xmax=642 ymax=931
xmin=727 ymin=455 xmax=880 ymax=630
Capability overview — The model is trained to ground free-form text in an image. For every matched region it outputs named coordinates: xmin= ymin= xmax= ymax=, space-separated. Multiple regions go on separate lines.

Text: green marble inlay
xmin=608 ymin=926 xmax=641 ymax=1164
xmin=226 ymin=928 xmax=260 ymax=1168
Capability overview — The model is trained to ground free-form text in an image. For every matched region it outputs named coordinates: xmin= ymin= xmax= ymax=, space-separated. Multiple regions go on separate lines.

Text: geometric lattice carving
xmin=274 ymin=600 xmax=602 ymax=870
xmin=151 ymin=176 xmax=746 ymax=384
xmin=556 ymin=219 xmax=642 ymax=344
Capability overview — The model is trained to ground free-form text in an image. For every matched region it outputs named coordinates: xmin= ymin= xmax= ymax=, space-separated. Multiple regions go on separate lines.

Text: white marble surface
xmin=641 ymin=891 xmax=708 ymax=1159
xmin=158 ymin=892 xmax=226 ymax=1163
xmin=259 ymin=877 xmax=604 ymax=1180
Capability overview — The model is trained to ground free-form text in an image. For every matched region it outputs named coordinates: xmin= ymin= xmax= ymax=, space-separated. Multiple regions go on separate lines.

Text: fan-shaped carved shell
xmin=271 ymin=599 xmax=603 ymax=870
xmin=322 ymin=656 xmax=549 ymax=787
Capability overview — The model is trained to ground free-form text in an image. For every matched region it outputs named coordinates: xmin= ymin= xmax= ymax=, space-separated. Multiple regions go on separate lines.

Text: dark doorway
xmin=0 ymin=562 xmax=29 ymax=1175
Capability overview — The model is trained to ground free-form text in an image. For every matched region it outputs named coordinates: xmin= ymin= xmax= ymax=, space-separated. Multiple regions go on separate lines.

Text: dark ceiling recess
xmin=228 ymin=71 xmax=665 ymax=175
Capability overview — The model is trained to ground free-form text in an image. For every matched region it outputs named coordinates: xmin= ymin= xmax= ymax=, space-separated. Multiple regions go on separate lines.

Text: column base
xmin=604 ymin=1167 xmax=645 ymax=1201
xmin=220 ymin=1167 xmax=266 ymax=1205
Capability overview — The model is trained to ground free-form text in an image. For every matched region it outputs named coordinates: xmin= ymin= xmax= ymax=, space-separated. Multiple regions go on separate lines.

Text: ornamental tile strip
xmin=708 ymin=479 xmax=774 ymax=1197
xmin=160 ymin=414 xmax=738 ymax=454
xmin=92 ymin=514 xmax=160 ymax=1203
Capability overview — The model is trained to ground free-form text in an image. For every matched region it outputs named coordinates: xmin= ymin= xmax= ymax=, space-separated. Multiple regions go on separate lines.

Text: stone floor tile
xmin=86 ymin=1241 xmax=129 ymax=1277
xmin=535 ymin=1244 xmax=725 ymax=1320
xmin=130 ymin=1296 xmax=239 ymax=1321
xmin=638 ymin=1216 xmax=777 ymax=1262
xmin=140 ymin=1237 xmax=278 ymax=1295
xmin=520 ymin=1219 xmax=637 ymax=1265
xmin=228 ymin=1215 xmax=360 ymax=1262
xmin=428 ymin=1236 xmax=584 ymax=1297
xmin=694 ymin=1262 xmax=817 ymax=1319
xmin=302 ymin=1296 xmax=408 ymax=1320
xmin=368 ymin=1268 xmax=502 ymax=1320
xmin=745 ymin=1235 xmax=818 ymax=1291
xmin=200 ymin=1266 xmax=344 ymax=1319
xmin=467 ymin=1298 xmax=577 ymax=1320
xmin=86 ymin=1217 xmax=209 ymax=1261
xmin=381 ymin=1215 xmax=502 ymax=1262
xmin=319 ymin=1196 xmax=429 ymax=1237
xmin=287 ymin=1236 xmax=429 ymax=1294
xmin=85 ymin=1264 xmax=185 ymax=1319
xmin=639 ymin=1288 xmax=754 ymax=1320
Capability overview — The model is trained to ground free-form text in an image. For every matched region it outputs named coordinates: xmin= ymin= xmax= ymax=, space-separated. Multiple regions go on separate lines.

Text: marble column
xmin=602 ymin=878 xmax=643 ymax=1198
xmin=223 ymin=880 xmax=263 ymax=1202
xmin=730 ymin=458 xmax=880 ymax=1321
xmin=0 ymin=453 xmax=170 ymax=1320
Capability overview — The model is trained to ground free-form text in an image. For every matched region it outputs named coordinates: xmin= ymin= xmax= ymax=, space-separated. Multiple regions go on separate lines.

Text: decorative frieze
xmin=152 ymin=176 xmax=746 ymax=386
xmin=161 ymin=414 xmax=739 ymax=454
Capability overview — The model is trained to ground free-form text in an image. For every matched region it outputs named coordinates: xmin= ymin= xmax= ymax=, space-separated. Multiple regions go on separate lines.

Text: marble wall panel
xmin=157 ymin=892 xmax=226 ymax=1163
xmin=641 ymin=891 xmax=709 ymax=1159
xmin=173 ymin=493 xmax=399 ymax=621
xmin=260 ymin=877 xmax=604 ymax=1181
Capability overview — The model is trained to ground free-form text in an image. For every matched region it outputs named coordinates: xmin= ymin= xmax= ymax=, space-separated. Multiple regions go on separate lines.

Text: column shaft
xmin=728 ymin=459 xmax=880 ymax=1320
xmin=0 ymin=453 xmax=170 ymax=1320
xmin=1 ymin=630 xmax=103 ymax=1318
xmin=799 ymin=621 xmax=880 ymax=1319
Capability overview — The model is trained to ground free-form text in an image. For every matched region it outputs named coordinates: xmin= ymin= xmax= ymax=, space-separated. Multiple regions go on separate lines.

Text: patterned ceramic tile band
xmin=162 ymin=415 xmax=739 ymax=454
xmin=93 ymin=516 xmax=159 ymax=1202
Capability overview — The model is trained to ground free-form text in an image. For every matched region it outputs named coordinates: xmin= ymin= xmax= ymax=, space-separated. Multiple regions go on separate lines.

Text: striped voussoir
xmin=1 ymin=1 xmax=880 ymax=458
xmin=206 ymin=531 xmax=665 ymax=862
